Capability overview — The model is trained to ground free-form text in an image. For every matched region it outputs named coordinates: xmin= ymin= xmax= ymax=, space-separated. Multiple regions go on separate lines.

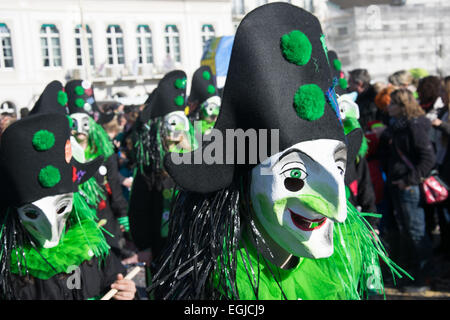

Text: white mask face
xmin=250 ymin=139 xmax=347 ymax=259
xmin=17 ymin=193 xmax=74 ymax=248
xmin=162 ymin=111 xmax=190 ymax=142
xmin=70 ymin=136 xmax=86 ymax=162
xmin=70 ymin=113 xmax=90 ymax=138
xmin=200 ymin=96 xmax=221 ymax=123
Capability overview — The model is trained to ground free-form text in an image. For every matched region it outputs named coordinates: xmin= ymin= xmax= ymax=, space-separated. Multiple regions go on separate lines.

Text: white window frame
xmin=106 ymin=25 xmax=125 ymax=65
xmin=164 ymin=24 xmax=181 ymax=63
xmin=136 ymin=25 xmax=153 ymax=65
xmin=0 ymin=23 xmax=14 ymax=69
xmin=201 ymin=24 xmax=215 ymax=51
xmin=75 ymin=24 xmax=95 ymax=67
xmin=40 ymin=24 xmax=62 ymax=68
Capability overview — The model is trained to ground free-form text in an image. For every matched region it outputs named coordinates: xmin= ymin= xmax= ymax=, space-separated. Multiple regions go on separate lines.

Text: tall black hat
xmin=148 ymin=70 xmax=188 ymax=119
xmin=65 ymin=79 xmax=114 ymax=124
xmin=0 ymin=113 xmax=103 ymax=206
xmin=328 ymin=50 xmax=348 ymax=94
xmin=29 ymin=80 xmax=69 ymax=116
xmin=187 ymin=65 xmax=218 ymax=107
xmin=163 ymin=2 xmax=361 ymax=194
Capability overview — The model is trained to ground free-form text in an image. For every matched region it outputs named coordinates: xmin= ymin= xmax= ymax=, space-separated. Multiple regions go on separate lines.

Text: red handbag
xmin=396 ymin=146 xmax=448 ymax=204
xmin=421 ymin=174 xmax=448 ymax=204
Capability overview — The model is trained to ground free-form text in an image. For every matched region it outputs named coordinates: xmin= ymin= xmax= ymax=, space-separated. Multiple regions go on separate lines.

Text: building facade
xmin=324 ymin=0 xmax=450 ymax=82
xmin=0 ymin=0 xmax=233 ymax=113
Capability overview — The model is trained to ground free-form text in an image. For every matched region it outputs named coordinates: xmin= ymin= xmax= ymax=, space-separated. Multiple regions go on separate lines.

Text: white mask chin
xmin=250 ymin=139 xmax=347 ymax=259
xmin=17 ymin=193 xmax=74 ymax=248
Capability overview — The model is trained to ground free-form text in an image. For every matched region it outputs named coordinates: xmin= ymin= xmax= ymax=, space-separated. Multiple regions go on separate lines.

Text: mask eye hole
xmin=25 ymin=210 xmax=39 ymax=219
xmin=57 ymin=205 xmax=67 ymax=215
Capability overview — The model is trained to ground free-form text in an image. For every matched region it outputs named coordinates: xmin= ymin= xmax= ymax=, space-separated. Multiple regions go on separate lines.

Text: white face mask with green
xmin=250 ymin=139 xmax=347 ymax=259
xmin=17 ymin=193 xmax=74 ymax=248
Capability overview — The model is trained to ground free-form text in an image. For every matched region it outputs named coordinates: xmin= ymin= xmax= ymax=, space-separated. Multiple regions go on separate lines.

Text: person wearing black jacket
xmin=378 ymin=88 xmax=435 ymax=292
xmin=430 ymin=105 xmax=450 ymax=256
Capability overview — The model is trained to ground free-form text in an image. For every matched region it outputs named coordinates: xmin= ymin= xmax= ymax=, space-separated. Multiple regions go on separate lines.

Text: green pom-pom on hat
xmin=207 ymin=84 xmax=216 ymax=95
xmin=174 ymin=95 xmax=185 ymax=107
xmin=202 ymin=71 xmax=211 ymax=80
xmin=32 ymin=130 xmax=55 ymax=151
xmin=174 ymin=78 xmax=187 ymax=89
xmin=293 ymin=84 xmax=325 ymax=121
xmin=333 ymin=59 xmax=342 ymax=71
xmin=57 ymin=90 xmax=68 ymax=106
xmin=280 ymin=30 xmax=312 ymax=66
xmin=38 ymin=165 xmax=61 ymax=188
xmin=74 ymin=85 xmax=85 ymax=96
xmin=339 ymin=78 xmax=348 ymax=90
xmin=75 ymin=98 xmax=85 ymax=108
xmin=67 ymin=115 xmax=74 ymax=129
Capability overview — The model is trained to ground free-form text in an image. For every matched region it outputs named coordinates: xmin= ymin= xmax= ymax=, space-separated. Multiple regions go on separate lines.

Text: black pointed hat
xmin=187 ymin=65 xmax=218 ymax=106
xmin=0 ymin=113 xmax=103 ymax=206
xmin=29 ymin=80 xmax=70 ymax=116
xmin=138 ymin=89 xmax=157 ymax=125
xmin=65 ymin=79 xmax=114 ymax=124
xmin=147 ymin=70 xmax=188 ymax=119
xmin=162 ymin=3 xmax=361 ymax=194
xmin=328 ymin=50 xmax=348 ymax=94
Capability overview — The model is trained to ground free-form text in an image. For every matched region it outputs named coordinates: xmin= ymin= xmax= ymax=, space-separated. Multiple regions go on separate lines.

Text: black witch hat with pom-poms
xmin=65 ymin=79 xmax=114 ymax=124
xmin=162 ymin=2 xmax=361 ymax=194
xmin=0 ymin=113 xmax=103 ymax=207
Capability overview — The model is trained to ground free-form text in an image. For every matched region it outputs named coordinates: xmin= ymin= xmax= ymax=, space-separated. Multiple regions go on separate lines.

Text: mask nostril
xmin=284 ymin=178 xmax=305 ymax=192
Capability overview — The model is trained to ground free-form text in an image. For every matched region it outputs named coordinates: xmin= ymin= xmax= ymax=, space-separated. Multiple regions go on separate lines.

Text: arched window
xmin=164 ymin=25 xmax=181 ymax=63
xmin=137 ymin=25 xmax=153 ymax=64
xmin=106 ymin=25 xmax=125 ymax=65
xmin=201 ymin=24 xmax=215 ymax=51
xmin=40 ymin=24 xmax=62 ymax=67
xmin=75 ymin=24 xmax=95 ymax=66
xmin=0 ymin=23 xmax=13 ymax=68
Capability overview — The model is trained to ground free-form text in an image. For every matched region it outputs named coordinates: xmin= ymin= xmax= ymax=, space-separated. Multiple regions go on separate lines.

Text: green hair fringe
xmin=78 ymin=176 xmax=106 ymax=207
xmin=85 ymin=116 xmax=115 ymax=161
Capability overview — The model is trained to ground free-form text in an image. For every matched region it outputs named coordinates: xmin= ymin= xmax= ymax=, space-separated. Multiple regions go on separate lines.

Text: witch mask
xmin=17 ymin=193 xmax=74 ymax=248
xmin=250 ymin=139 xmax=347 ymax=259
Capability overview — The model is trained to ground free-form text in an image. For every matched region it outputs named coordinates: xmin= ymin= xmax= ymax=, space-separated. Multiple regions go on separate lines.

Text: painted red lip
xmin=288 ymin=208 xmax=327 ymax=231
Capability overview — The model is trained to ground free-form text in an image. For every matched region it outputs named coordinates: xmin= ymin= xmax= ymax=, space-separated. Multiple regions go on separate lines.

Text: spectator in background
xmin=348 ymin=69 xmax=378 ymax=132
xmin=417 ymin=76 xmax=446 ymax=238
xmin=19 ymin=107 xmax=29 ymax=118
xmin=378 ymin=88 xmax=435 ymax=293
xmin=0 ymin=112 xmax=17 ymax=139
xmin=388 ymin=70 xmax=415 ymax=92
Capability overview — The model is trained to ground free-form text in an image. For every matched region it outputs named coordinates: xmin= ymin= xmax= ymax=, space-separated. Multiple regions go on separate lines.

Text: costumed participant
xmin=0 ymin=113 xmax=136 ymax=300
xmin=328 ymin=50 xmax=348 ymax=95
xmin=339 ymin=92 xmax=378 ymax=232
xmin=65 ymin=79 xmax=134 ymax=262
xmin=148 ymin=3 xmax=409 ymax=300
xmin=128 ymin=70 xmax=197 ymax=271
xmin=187 ymin=65 xmax=221 ymax=135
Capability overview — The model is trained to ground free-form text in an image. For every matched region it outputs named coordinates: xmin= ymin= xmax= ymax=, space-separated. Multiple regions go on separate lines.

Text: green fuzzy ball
xmin=293 ymin=84 xmax=325 ymax=121
xmin=333 ymin=59 xmax=342 ymax=71
xmin=174 ymin=95 xmax=185 ymax=107
xmin=339 ymin=78 xmax=349 ymax=90
xmin=202 ymin=71 xmax=211 ymax=80
xmin=74 ymin=85 xmax=85 ymax=96
xmin=67 ymin=115 xmax=74 ymax=129
xmin=38 ymin=165 xmax=61 ymax=188
xmin=75 ymin=98 xmax=85 ymax=108
xmin=32 ymin=130 xmax=55 ymax=151
xmin=207 ymin=84 xmax=216 ymax=95
xmin=174 ymin=78 xmax=187 ymax=89
xmin=280 ymin=30 xmax=312 ymax=66
xmin=57 ymin=91 xmax=68 ymax=106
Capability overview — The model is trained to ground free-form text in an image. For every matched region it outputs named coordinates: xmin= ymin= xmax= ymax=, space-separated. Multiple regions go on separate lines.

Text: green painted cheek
xmin=256 ymin=193 xmax=287 ymax=226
